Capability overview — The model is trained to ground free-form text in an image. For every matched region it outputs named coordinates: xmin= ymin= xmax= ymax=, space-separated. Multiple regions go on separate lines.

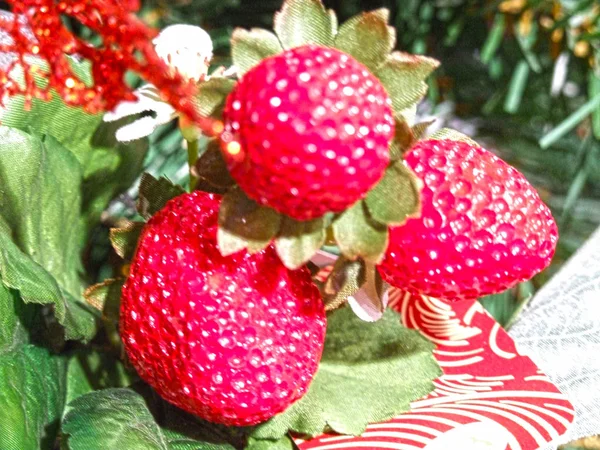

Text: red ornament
xmin=222 ymin=45 xmax=394 ymax=221
xmin=0 ymin=1 xmax=217 ymax=135
xmin=378 ymin=139 xmax=558 ymax=301
xmin=120 ymin=191 xmax=326 ymax=426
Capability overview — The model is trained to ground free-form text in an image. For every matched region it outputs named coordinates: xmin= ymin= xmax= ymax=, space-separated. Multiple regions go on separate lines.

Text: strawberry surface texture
xmin=378 ymin=139 xmax=558 ymax=301
xmin=222 ymin=44 xmax=394 ymax=221
xmin=120 ymin=191 xmax=326 ymax=425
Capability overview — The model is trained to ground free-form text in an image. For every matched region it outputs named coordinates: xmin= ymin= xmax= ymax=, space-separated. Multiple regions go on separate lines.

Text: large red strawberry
xmin=222 ymin=45 xmax=394 ymax=221
xmin=120 ymin=191 xmax=326 ymax=426
xmin=378 ymin=139 xmax=558 ymax=301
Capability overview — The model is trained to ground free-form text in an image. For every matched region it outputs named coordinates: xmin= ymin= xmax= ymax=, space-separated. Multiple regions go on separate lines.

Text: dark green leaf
xmin=322 ymin=257 xmax=366 ymax=311
xmin=365 ymin=162 xmax=421 ymax=226
xmin=376 ymin=52 xmax=439 ymax=119
xmin=0 ymin=345 xmax=67 ymax=450
xmin=195 ymin=78 xmax=236 ymax=118
xmin=275 ymin=217 xmax=326 ymax=270
xmin=137 ymin=173 xmax=186 ymax=220
xmin=0 ymin=283 xmax=37 ymax=352
xmin=83 ymin=279 xmax=124 ymax=322
xmin=429 ymin=128 xmax=481 ymax=147
xmin=274 ymin=0 xmax=336 ymax=49
xmin=247 ymin=435 xmax=297 ymax=450
xmin=334 ymin=9 xmax=395 ymax=72
xmin=110 ymin=221 xmax=144 ymax=261
xmin=231 ymin=28 xmax=283 ymax=75
xmin=193 ymin=140 xmax=235 ymax=194
xmin=253 ymin=308 xmax=441 ymax=438
xmin=218 ymin=188 xmax=281 ymax=256
xmin=332 ymin=201 xmax=388 ymax=263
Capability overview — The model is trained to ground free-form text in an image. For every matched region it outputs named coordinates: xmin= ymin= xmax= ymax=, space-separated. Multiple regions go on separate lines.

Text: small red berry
xmin=378 ymin=140 xmax=558 ymax=301
xmin=120 ymin=191 xmax=326 ymax=426
xmin=222 ymin=45 xmax=394 ymax=221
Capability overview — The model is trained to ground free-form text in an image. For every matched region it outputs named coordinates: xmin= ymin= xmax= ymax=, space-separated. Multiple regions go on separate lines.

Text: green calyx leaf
xmin=334 ymin=9 xmax=395 ymax=72
xmin=137 ymin=173 xmax=186 ymax=220
xmin=389 ymin=117 xmax=417 ymax=160
xmin=332 ymin=201 xmax=389 ymax=263
xmin=83 ymin=279 xmax=124 ymax=322
xmin=0 ymin=345 xmax=67 ymax=450
xmin=253 ymin=307 xmax=441 ymax=439
xmin=110 ymin=221 xmax=144 ymax=261
xmin=247 ymin=435 xmax=298 ymax=450
xmin=232 ymin=28 xmax=283 ymax=76
xmin=193 ymin=139 xmax=235 ymax=194
xmin=412 ymin=120 xmax=436 ymax=141
xmin=274 ymin=0 xmax=336 ymax=49
xmin=218 ymin=188 xmax=282 ymax=256
xmin=195 ymin=77 xmax=236 ymax=118
xmin=322 ymin=257 xmax=366 ymax=311
xmin=376 ymin=52 xmax=440 ymax=119
xmin=275 ymin=217 xmax=326 ymax=270
xmin=366 ymin=161 xmax=421 ymax=226
xmin=429 ymin=128 xmax=481 ymax=147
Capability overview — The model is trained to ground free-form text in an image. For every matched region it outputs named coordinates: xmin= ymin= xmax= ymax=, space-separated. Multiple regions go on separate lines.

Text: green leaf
xmin=334 ymin=9 xmax=395 ymax=72
xmin=218 ymin=188 xmax=282 ymax=256
xmin=253 ymin=308 xmax=441 ymax=439
xmin=504 ymin=60 xmax=530 ymax=114
xmin=231 ymin=28 xmax=283 ymax=75
xmin=62 ymin=388 xmax=235 ymax=450
xmin=0 ymin=345 xmax=67 ymax=450
xmin=365 ymin=161 xmax=421 ymax=226
xmin=332 ymin=201 xmax=388 ymax=263
xmin=83 ymin=278 xmax=124 ymax=322
xmin=389 ymin=118 xmax=416 ymax=160
xmin=0 ymin=283 xmax=36 ymax=352
xmin=110 ymin=221 xmax=144 ymax=261
xmin=275 ymin=217 xmax=326 ymax=270
xmin=193 ymin=139 xmax=235 ymax=194
xmin=0 ymin=129 xmax=97 ymax=341
xmin=274 ymin=0 xmax=336 ymax=49
xmin=137 ymin=173 xmax=186 ymax=220
xmin=429 ymin=128 xmax=481 ymax=147
xmin=322 ymin=257 xmax=366 ymax=311
xmin=376 ymin=52 xmax=439 ymax=117
xmin=195 ymin=78 xmax=236 ymax=118
xmin=590 ymin=72 xmax=600 ymax=140
xmin=480 ymin=14 xmax=505 ymax=65
xmin=247 ymin=435 xmax=297 ymax=450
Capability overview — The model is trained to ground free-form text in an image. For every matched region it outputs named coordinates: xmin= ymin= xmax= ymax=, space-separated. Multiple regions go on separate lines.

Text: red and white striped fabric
xmin=298 ymin=290 xmax=574 ymax=450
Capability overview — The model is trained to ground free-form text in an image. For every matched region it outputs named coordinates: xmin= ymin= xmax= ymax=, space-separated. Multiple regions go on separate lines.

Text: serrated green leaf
xmin=376 ymin=52 xmax=439 ymax=117
xmin=247 ymin=435 xmax=297 ymax=450
xmin=274 ymin=0 xmax=336 ymax=49
xmin=83 ymin=279 xmax=124 ymax=321
xmin=193 ymin=139 xmax=235 ymax=194
xmin=0 ymin=283 xmax=36 ymax=352
xmin=323 ymin=257 xmax=366 ymax=311
xmin=62 ymin=388 xmax=235 ymax=450
xmin=275 ymin=217 xmax=326 ymax=270
xmin=253 ymin=308 xmax=441 ymax=439
xmin=332 ymin=201 xmax=388 ymax=263
xmin=218 ymin=188 xmax=281 ymax=256
xmin=231 ymin=28 xmax=283 ymax=75
xmin=334 ymin=9 xmax=395 ymax=72
xmin=195 ymin=77 xmax=236 ymax=118
xmin=366 ymin=161 xmax=421 ymax=226
xmin=137 ymin=173 xmax=186 ymax=220
xmin=429 ymin=128 xmax=481 ymax=147
xmin=110 ymin=221 xmax=144 ymax=260
xmin=0 ymin=345 xmax=67 ymax=450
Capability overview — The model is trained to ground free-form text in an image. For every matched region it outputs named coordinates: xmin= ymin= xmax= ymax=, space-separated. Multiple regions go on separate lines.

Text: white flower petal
xmin=104 ymin=87 xmax=175 ymax=123
xmin=115 ymin=116 xmax=164 ymax=142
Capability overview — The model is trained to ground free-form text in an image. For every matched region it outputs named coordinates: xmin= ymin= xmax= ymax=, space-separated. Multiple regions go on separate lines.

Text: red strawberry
xmin=378 ymin=139 xmax=558 ymax=301
xmin=120 ymin=191 xmax=326 ymax=426
xmin=222 ymin=45 xmax=394 ymax=221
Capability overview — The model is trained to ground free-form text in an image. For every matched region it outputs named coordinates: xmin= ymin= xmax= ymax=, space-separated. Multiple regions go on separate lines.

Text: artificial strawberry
xmin=378 ymin=139 xmax=558 ymax=301
xmin=222 ymin=44 xmax=394 ymax=221
xmin=120 ymin=191 xmax=326 ymax=426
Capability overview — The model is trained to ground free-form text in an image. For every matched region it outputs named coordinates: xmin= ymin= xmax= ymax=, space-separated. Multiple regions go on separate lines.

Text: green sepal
xmin=83 ymin=278 xmax=124 ymax=322
xmin=247 ymin=435 xmax=299 ymax=450
xmin=193 ymin=140 xmax=235 ymax=194
xmin=194 ymin=77 xmax=236 ymax=118
xmin=109 ymin=221 xmax=144 ymax=261
xmin=334 ymin=9 xmax=395 ymax=72
xmin=274 ymin=0 xmax=336 ymax=49
xmin=412 ymin=120 xmax=436 ymax=141
xmin=274 ymin=217 xmax=327 ymax=270
xmin=231 ymin=28 xmax=283 ymax=76
xmin=332 ymin=201 xmax=389 ymax=263
xmin=217 ymin=188 xmax=282 ymax=256
xmin=389 ymin=117 xmax=416 ymax=160
xmin=365 ymin=161 xmax=421 ymax=226
xmin=137 ymin=173 xmax=186 ymax=220
xmin=376 ymin=52 xmax=440 ymax=119
xmin=253 ymin=307 xmax=441 ymax=439
xmin=322 ymin=257 xmax=366 ymax=311
xmin=429 ymin=128 xmax=481 ymax=147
